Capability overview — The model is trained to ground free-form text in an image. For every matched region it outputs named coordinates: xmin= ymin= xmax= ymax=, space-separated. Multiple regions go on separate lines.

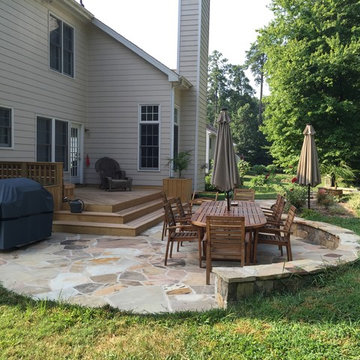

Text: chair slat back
xmin=206 ymin=216 xmax=246 ymax=262
xmin=233 ymin=188 xmax=255 ymax=201
xmin=272 ymin=195 xmax=285 ymax=223
xmin=163 ymin=201 xmax=176 ymax=228
xmin=175 ymin=197 xmax=186 ymax=218
xmin=284 ymin=205 xmax=296 ymax=234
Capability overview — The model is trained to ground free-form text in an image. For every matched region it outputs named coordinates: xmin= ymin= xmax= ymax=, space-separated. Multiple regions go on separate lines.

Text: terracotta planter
xmin=163 ymin=178 xmax=192 ymax=202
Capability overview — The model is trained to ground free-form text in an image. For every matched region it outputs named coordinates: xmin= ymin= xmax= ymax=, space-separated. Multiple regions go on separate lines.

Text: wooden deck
xmin=53 ymin=186 xmax=164 ymax=236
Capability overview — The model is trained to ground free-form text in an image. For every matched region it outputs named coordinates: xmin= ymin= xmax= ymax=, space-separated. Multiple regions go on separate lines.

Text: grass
xmin=301 ymin=209 xmax=360 ymax=236
xmin=1 ymin=260 xmax=360 ymax=359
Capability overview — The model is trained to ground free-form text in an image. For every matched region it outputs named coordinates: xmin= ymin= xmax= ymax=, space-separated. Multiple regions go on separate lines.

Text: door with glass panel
xmin=70 ymin=124 xmax=81 ymax=183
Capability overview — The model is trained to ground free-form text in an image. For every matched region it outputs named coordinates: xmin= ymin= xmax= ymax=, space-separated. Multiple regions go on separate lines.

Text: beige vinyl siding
xmin=0 ymin=0 xmax=88 ymax=168
xmin=177 ymin=0 xmax=209 ymax=190
xmin=196 ymin=0 xmax=210 ymax=190
xmin=85 ymin=26 xmax=172 ymax=186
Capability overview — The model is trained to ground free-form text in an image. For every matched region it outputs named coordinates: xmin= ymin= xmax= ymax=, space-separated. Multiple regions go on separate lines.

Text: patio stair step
xmin=54 ymin=198 xmax=163 ymax=224
xmin=52 ymin=209 xmax=164 ymax=237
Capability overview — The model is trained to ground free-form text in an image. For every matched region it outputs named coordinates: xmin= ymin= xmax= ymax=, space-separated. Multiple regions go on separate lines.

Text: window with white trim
xmin=139 ymin=105 xmax=159 ymax=170
xmin=37 ymin=117 xmax=69 ymax=170
xmin=49 ymin=14 xmax=74 ymax=77
xmin=0 ymin=107 xmax=12 ymax=148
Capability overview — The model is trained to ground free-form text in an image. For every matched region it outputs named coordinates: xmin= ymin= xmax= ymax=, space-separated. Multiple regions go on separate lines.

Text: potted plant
xmin=163 ymin=151 xmax=192 ymax=202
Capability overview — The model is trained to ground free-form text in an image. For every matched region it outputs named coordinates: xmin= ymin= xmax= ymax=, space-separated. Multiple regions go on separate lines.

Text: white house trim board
xmin=92 ymin=18 xmax=181 ymax=83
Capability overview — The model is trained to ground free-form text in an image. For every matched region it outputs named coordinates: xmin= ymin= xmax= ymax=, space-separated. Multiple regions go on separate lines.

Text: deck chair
xmin=95 ymin=157 xmax=132 ymax=191
xmin=233 ymin=188 xmax=255 ymax=201
xmin=254 ymin=205 xmax=296 ymax=262
xmin=204 ymin=216 xmax=246 ymax=285
xmin=163 ymin=201 xmax=202 ymax=266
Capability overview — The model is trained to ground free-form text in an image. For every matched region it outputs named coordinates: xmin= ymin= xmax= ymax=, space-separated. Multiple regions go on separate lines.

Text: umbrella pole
xmin=226 ymin=191 xmax=231 ymax=211
xmin=308 ymin=184 xmax=311 ymax=209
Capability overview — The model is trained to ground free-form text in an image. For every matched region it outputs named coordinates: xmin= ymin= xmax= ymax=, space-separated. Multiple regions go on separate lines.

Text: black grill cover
xmin=0 ymin=178 xmax=53 ymax=249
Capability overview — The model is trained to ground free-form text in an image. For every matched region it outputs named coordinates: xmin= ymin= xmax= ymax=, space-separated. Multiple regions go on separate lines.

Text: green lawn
xmin=301 ymin=209 xmax=360 ymax=236
xmin=1 ymin=260 xmax=360 ymax=359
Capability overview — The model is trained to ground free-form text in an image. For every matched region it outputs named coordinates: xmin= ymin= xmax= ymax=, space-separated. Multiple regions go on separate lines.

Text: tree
xmin=231 ymin=98 xmax=271 ymax=165
xmin=258 ymin=0 xmax=360 ymax=173
xmin=207 ymin=51 xmax=230 ymax=124
xmin=245 ymin=41 xmax=267 ymax=122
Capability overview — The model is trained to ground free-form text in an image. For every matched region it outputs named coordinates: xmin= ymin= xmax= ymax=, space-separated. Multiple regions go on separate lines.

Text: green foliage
xmin=258 ymin=0 xmax=360 ymax=173
xmin=266 ymin=164 xmax=279 ymax=174
xmin=204 ymin=174 xmax=217 ymax=191
xmin=248 ymin=175 xmax=267 ymax=188
xmin=347 ymin=193 xmax=360 ymax=215
xmin=251 ymin=164 xmax=268 ymax=175
xmin=284 ymin=184 xmax=307 ymax=210
xmin=230 ymin=100 xmax=272 ymax=165
xmin=167 ymin=151 xmax=191 ymax=178
xmin=237 ymin=159 xmax=250 ymax=185
xmin=321 ymin=161 xmax=355 ymax=187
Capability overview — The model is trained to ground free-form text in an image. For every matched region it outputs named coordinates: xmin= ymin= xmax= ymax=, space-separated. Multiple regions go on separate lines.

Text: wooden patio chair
xmin=161 ymin=193 xmax=191 ymax=241
xmin=204 ymin=216 xmax=246 ymax=285
xmin=95 ymin=157 xmax=132 ymax=191
xmin=262 ymin=194 xmax=285 ymax=226
xmin=163 ymin=201 xmax=202 ymax=266
xmin=233 ymin=188 xmax=255 ymax=201
xmin=254 ymin=205 xmax=296 ymax=262
xmin=190 ymin=191 xmax=219 ymax=206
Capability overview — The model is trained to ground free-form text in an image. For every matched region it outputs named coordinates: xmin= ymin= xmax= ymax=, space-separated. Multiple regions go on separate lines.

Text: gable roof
xmin=61 ymin=0 xmax=191 ymax=86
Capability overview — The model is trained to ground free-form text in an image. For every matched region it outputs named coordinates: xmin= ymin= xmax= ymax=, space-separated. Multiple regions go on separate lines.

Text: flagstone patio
xmin=0 ymin=209 xmax=358 ymax=313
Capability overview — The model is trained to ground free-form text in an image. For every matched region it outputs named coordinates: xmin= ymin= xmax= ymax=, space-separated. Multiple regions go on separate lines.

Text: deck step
xmin=52 ymin=209 xmax=164 ymax=237
xmin=54 ymin=198 xmax=163 ymax=225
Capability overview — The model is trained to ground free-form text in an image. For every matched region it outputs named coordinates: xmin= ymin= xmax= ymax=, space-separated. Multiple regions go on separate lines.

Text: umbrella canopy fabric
xmin=296 ymin=124 xmax=321 ymax=187
xmin=211 ymin=109 xmax=240 ymax=192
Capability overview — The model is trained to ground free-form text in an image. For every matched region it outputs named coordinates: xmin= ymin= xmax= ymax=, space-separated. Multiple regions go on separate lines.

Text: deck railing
xmin=0 ymin=161 xmax=64 ymax=210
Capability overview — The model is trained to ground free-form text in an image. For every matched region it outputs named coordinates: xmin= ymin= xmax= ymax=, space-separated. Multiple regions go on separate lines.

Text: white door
xmin=70 ymin=124 xmax=82 ymax=183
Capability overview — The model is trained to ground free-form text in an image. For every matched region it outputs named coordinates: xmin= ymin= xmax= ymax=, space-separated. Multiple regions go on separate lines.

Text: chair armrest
xmin=259 ymin=227 xmax=292 ymax=235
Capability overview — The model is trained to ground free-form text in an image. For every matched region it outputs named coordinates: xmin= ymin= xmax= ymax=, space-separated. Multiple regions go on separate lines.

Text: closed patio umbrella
xmin=296 ymin=124 xmax=321 ymax=209
xmin=211 ymin=108 xmax=241 ymax=211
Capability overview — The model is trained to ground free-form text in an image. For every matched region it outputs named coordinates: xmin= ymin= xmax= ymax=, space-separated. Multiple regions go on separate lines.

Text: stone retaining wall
xmin=213 ymin=218 xmax=360 ymax=309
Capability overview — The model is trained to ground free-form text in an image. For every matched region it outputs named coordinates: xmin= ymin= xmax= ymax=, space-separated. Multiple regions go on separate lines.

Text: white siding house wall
xmin=85 ymin=26 xmax=173 ymax=186
xmin=177 ymin=0 xmax=210 ymax=190
xmin=0 ymin=0 xmax=88 ymax=180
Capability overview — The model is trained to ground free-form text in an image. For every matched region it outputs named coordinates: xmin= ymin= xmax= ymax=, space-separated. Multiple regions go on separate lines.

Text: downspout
xmin=169 ymin=85 xmax=175 ymax=178
xmin=193 ymin=0 xmax=203 ymax=190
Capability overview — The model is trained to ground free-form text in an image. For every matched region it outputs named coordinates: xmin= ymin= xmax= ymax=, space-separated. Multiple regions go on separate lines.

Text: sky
xmin=76 ymin=0 xmax=273 ymax=93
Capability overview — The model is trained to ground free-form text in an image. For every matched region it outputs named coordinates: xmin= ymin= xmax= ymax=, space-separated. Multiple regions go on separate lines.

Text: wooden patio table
xmin=191 ymin=200 xmax=267 ymax=264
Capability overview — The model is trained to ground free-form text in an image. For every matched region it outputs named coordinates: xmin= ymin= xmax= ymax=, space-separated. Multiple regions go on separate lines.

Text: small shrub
xmin=348 ymin=193 xmax=360 ymax=214
xmin=317 ymin=190 xmax=335 ymax=209
xmin=237 ymin=159 xmax=250 ymax=185
xmin=248 ymin=175 xmax=266 ymax=188
xmin=284 ymin=185 xmax=307 ymax=210
xmin=251 ymin=164 xmax=267 ymax=175
xmin=205 ymin=174 xmax=217 ymax=191
xmin=266 ymin=164 xmax=278 ymax=174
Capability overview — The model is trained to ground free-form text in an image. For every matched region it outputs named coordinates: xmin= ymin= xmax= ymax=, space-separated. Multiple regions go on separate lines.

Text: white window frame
xmin=138 ymin=104 xmax=161 ymax=171
xmin=49 ymin=13 xmax=75 ymax=78
xmin=0 ymin=105 xmax=14 ymax=149
xmin=36 ymin=116 xmax=70 ymax=171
